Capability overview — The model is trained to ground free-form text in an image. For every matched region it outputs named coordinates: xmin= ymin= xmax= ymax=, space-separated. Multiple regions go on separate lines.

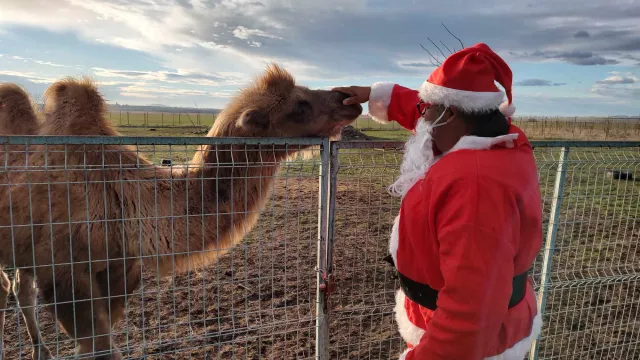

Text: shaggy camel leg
xmin=0 ymin=271 xmax=10 ymax=360
xmin=96 ymin=260 xmax=141 ymax=327
xmin=39 ymin=269 xmax=122 ymax=360
xmin=13 ymin=270 xmax=53 ymax=360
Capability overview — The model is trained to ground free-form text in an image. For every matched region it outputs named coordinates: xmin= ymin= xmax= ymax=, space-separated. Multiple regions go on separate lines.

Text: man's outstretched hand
xmin=331 ymin=86 xmax=371 ymax=106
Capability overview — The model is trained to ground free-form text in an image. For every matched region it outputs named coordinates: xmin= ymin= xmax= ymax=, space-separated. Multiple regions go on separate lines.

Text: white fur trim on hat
xmin=368 ymin=82 xmax=395 ymax=123
xmin=499 ymin=101 xmax=516 ymax=117
xmin=419 ymin=80 xmax=505 ymax=113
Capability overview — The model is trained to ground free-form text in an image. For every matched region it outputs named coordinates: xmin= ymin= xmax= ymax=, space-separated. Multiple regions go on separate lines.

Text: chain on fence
xmin=0 ymin=136 xmax=639 ymax=360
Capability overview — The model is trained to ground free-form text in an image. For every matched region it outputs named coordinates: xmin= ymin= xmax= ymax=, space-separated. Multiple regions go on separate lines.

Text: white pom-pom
xmin=499 ymin=101 xmax=516 ymax=117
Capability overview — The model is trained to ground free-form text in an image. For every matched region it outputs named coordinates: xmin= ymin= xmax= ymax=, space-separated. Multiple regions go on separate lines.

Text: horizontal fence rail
xmin=0 ymin=136 xmax=638 ymax=359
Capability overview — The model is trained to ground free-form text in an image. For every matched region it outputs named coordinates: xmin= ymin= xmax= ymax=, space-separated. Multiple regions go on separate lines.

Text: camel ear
xmin=237 ymin=108 xmax=269 ymax=130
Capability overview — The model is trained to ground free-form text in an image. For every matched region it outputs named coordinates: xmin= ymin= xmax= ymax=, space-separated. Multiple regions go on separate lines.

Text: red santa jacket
xmin=369 ymin=82 xmax=544 ymax=360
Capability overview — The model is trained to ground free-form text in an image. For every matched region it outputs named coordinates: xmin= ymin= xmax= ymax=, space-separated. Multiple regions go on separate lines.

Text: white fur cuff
xmin=368 ymin=82 xmax=395 ymax=123
xmin=418 ymin=80 xmax=505 ymax=113
xmin=399 ymin=348 xmax=411 ymax=360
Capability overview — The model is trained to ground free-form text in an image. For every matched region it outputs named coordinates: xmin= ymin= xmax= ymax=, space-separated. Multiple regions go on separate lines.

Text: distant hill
xmin=107 ymin=103 xmax=222 ymax=114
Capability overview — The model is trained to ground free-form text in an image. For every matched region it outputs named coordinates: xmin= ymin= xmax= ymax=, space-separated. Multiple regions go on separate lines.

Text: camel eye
xmin=297 ymin=100 xmax=312 ymax=114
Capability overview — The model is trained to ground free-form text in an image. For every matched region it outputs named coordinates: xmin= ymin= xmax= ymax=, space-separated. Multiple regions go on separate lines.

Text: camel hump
xmin=41 ymin=76 xmax=116 ymax=136
xmin=0 ymin=83 xmax=39 ymax=135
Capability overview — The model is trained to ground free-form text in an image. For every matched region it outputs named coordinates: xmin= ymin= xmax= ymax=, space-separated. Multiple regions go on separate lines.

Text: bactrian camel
xmin=0 ymin=64 xmax=362 ymax=359
xmin=0 ymin=83 xmax=53 ymax=360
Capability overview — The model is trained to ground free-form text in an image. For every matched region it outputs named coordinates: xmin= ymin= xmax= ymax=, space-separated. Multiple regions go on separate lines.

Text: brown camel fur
xmin=0 ymin=83 xmax=53 ymax=360
xmin=0 ymin=64 xmax=362 ymax=359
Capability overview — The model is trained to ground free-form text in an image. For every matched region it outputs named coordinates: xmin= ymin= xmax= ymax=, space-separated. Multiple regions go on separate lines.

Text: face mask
xmin=430 ymin=106 xmax=452 ymax=128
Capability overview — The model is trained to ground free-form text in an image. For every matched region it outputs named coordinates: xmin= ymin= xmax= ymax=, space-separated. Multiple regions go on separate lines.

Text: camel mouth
xmin=345 ymin=103 xmax=363 ymax=117
xmin=326 ymin=118 xmax=354 ymax=137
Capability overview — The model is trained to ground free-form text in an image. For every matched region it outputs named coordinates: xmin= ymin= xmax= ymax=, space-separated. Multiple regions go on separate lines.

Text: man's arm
xmin=368 ymin=82 xmax=421 ymax=131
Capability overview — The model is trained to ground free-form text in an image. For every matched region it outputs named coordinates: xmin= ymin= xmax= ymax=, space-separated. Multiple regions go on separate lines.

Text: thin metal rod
xmin=326 ymin=142 xmax=339 ymax=283
xmin=333 ymin=140 xmax=640 ymax=149
xmin=0 ymin=135 xmax=324 ymax=146
xmin=529 ymin=147 xmax=570 ymax=360
xmin=442 ymin=22 xmax=464 ymax=50
xmin=315 ymin=137 xmax=331 ymax=360
xmin=317 ymin=141 xmax=340 ymax=358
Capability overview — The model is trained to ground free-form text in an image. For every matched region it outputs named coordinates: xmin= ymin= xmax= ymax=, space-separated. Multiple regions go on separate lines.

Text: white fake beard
xmin=388 ymin=119 xmax=437 ymax=198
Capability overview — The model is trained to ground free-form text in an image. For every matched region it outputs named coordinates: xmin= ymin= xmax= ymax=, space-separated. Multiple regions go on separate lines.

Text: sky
xmin=0 ymin=0 xmax=639 ymax=117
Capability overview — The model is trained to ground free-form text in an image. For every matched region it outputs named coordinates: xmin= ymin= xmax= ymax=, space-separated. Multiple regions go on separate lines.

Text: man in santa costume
xmin=332 ymin=43 xmax=543 ymax=360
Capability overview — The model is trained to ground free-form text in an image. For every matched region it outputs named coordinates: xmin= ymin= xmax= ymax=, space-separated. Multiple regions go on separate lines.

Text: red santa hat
xmin=418 ymin=43 xmax=516 ymax=118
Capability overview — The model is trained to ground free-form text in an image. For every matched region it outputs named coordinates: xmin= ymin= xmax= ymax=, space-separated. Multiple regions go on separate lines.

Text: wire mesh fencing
xmin=326 ymin=140 xmax=640 ymax=360
xmin=0 ymin=136 xmax=327 ymax=359
xmin=0 ymin=136 xmax=638 ymax=360
xmin=527 ymin=143 xmax=640 ymax=360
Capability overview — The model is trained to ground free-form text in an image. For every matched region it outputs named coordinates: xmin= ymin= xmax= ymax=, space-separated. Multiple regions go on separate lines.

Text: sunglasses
xmin=416 ymin=100 xmax=431 ymax=116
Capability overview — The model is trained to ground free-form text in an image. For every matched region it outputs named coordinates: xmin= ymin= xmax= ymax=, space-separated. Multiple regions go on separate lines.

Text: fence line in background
xmin=0 ymin=136 xmax=638 ymax=359
xmin=105 ymin=112 xmax=640 ymax=135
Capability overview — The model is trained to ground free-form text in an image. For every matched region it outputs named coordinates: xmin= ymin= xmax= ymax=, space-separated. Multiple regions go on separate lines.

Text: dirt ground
xmin=1 ymin=145 xmax=639 ymax=359
xmin=1 ymin=164 xmax=404 ymax=360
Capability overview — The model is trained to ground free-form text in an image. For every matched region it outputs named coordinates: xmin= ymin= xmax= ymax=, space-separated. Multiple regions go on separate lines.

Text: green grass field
xmin=109 ymin=111 xmax=640 ymax=142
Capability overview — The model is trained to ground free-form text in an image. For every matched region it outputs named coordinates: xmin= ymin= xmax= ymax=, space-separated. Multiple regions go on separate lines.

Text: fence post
xmin=529 ymin=147 xmax=570 ymax=360
xmin=315 ymin=137 xmax=331 ymax=360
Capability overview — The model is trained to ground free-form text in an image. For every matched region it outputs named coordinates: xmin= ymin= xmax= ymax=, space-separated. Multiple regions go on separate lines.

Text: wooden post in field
xmin=179 ymin=113 xmax=181 ymax=125
xmin=162 ymin=112 xmax=164 ymax=126
xmin=127 ymin=112 xmax=130 ymax=125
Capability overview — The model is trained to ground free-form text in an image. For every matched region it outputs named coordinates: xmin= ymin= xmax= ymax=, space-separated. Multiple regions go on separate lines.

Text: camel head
xmin=211 ymin=64 xmax=363 ymax=139
xmin=0 ymin=83 xmax=38 ymax=135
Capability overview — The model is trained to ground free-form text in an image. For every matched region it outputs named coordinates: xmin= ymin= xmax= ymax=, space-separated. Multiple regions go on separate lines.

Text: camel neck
xmin=187 ymin=142 xmax=290 ymax=217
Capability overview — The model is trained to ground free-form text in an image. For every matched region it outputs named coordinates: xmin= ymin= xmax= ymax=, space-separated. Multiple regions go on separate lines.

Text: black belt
xmin=397 ymin=270 xmax=528 ymax=311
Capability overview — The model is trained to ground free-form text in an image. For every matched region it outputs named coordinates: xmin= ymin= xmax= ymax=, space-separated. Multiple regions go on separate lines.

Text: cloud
xmin=232 ymin=26 xmax=282 ymax=41
xmin=398 ymin=62 xmax=433 ymax=68
xmin=512 ymin=50 xmax=620 ymax=66
xmin=590 ymin=72 xmax=640 ymax=104
xmin=516 ymin=79 xmax=567 ymax=86
xmin=596 ymin=76 xmax=636 ymax=85
xmin=0 ymin=0 xmax=637 ymax=82
xmin=0 ymin=0 xmax=639 ymax=113
xmin=1 ymin=53 xmax=72 ymax=68
xmin=0 ymin=70 xmax=58 ymax=84
xmin=119 ymin=85 xmax=236 ymax=99
xmin=91 ymin=68 xmax=244 ymax=86
xmin=591 ymin=85 xmax=640 ymax=103
xmin=120 ymin=85 xmax=208 ymax=97
xmin=573 ymin=30 xmax=590 ymax=38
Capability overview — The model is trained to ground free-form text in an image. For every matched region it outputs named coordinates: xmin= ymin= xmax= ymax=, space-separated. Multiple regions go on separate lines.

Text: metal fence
xmin=0 ymin=136 xmax=638 ymax=359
